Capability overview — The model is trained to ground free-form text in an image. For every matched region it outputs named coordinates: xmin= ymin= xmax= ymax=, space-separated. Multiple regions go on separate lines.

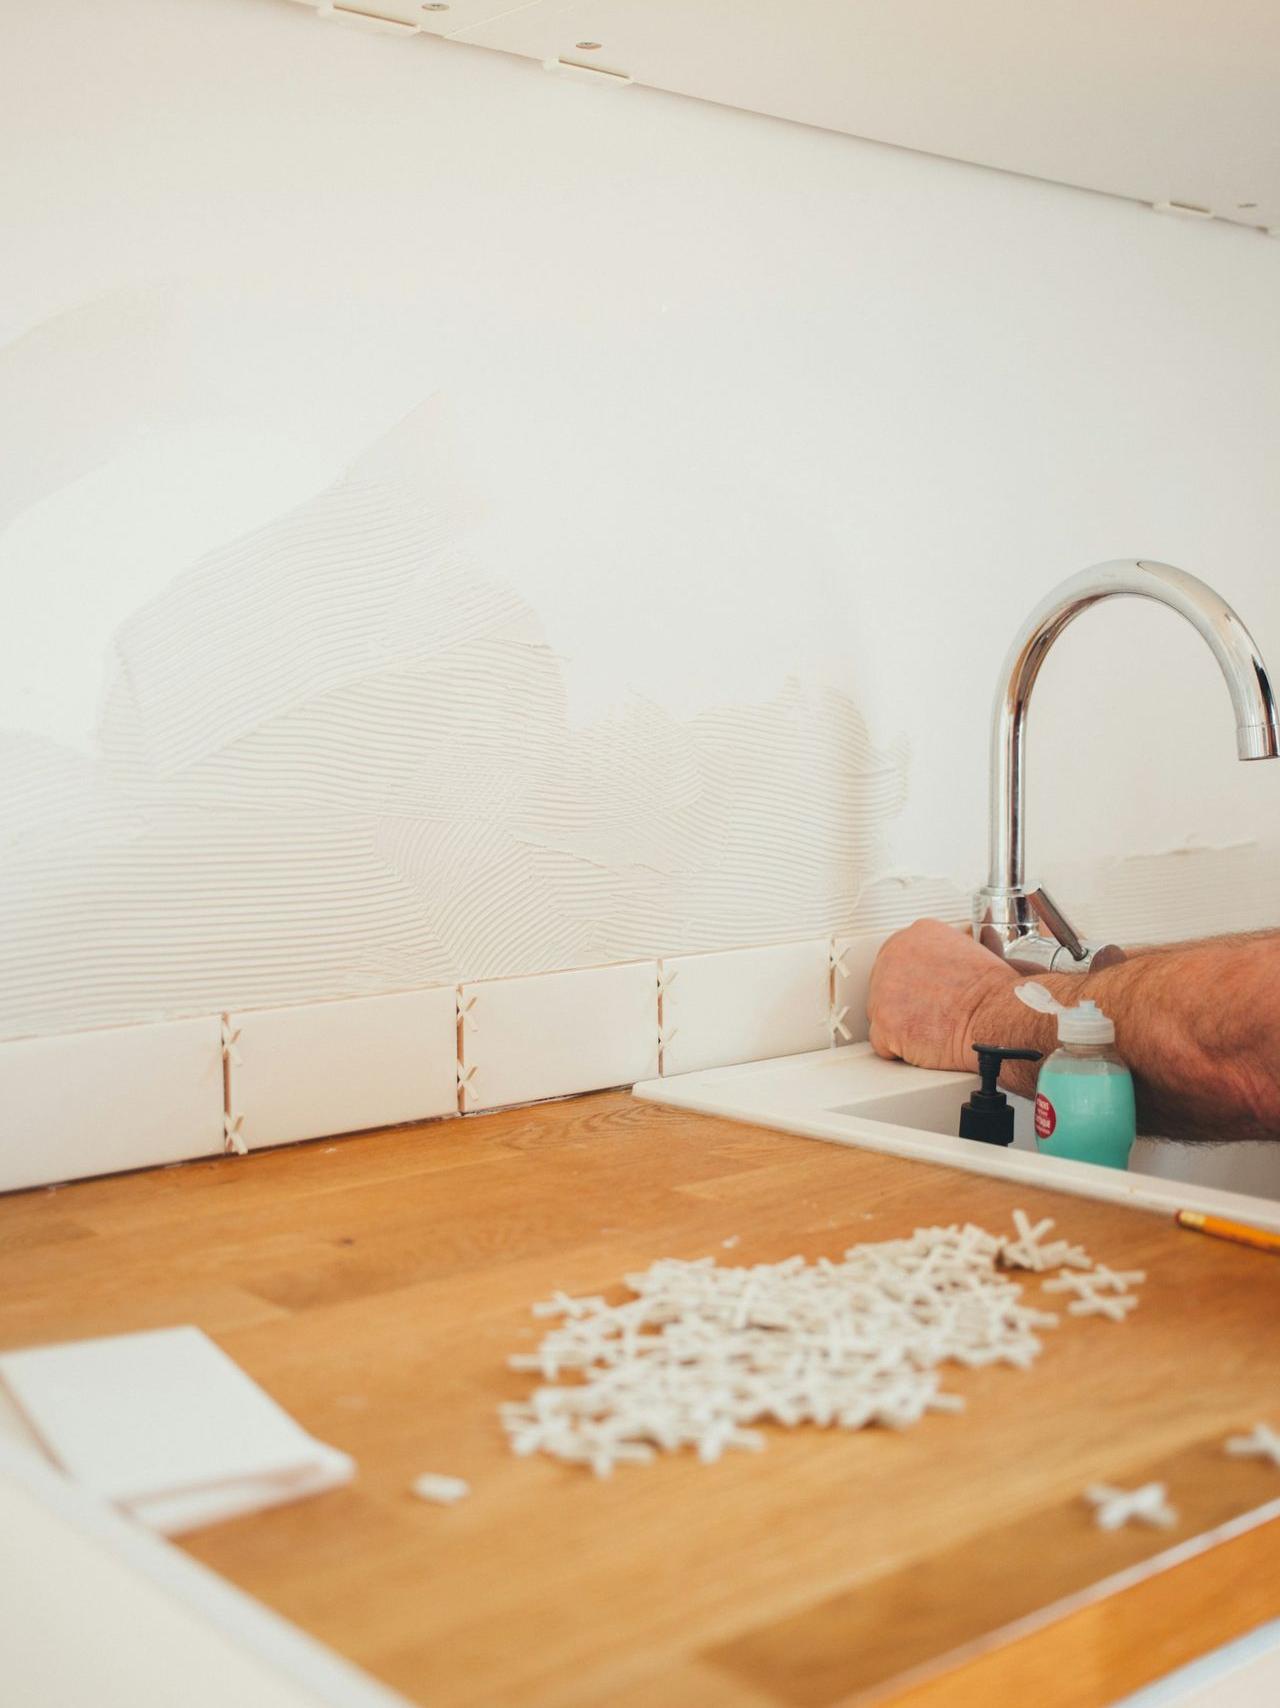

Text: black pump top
xmin=958 ymin=1044 xmax=1043 ymax=1147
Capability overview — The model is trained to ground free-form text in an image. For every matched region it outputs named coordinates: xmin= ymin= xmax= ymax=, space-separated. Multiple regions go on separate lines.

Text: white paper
xmin=131 ymin=1445 xmax=354 ymax=1536
xmin=0 ymin=1326 xmax=353 ymax=1533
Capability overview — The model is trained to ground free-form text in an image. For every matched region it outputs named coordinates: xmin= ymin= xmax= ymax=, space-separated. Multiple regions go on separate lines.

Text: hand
xmin=867 ymin=919 xmax=1019 ymax=1072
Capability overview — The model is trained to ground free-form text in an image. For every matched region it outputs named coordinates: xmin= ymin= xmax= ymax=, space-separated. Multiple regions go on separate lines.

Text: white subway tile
xmin=658 ymin=940 xmax=831 ymax=1076
xmin=458 ymin=963 xmax=658 ymax=1112
xmin=226 ymin=987 xmax=457 ymax=1150
xmin=0 ymin=1018 xmax=224 ymax=1192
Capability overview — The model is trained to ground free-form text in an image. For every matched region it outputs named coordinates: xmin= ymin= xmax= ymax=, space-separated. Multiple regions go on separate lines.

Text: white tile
xmin=658 ymin=940 xmax=831 ymax=1077
xmin=227 ymin=987 xmax=457 ymax=1150
xmin=0 ymin=1017 xmax=224 ymax=1192
xmin=831 ymin=930 xmax=889 ymax=1046
xmin=458 ymin=963 xmax=658 ymax=1112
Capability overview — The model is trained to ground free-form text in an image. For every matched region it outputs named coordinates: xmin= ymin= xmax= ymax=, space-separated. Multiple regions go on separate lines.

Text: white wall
xmin=2 ymin=0 xmax=1280 ymax=1040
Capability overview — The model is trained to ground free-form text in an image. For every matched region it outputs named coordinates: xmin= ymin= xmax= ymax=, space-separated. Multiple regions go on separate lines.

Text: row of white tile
xmin=0 ymin=929 xmax=920 ymax=1192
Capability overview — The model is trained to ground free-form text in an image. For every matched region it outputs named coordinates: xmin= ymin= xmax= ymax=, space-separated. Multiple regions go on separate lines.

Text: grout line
xmin=219 ymin=1013 xmax=233 ymax=1128
xmin=454 ymin=986 xmax=466 ymax=1116
xmin=218 ymin=1017 xmax=249 ymax=1153
xmin=440 ymin=0 xmax=547 ymax=42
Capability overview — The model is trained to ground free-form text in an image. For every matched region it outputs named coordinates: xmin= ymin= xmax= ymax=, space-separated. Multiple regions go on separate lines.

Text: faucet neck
xmin=985 ymin=558 xmax=1279 ymax=897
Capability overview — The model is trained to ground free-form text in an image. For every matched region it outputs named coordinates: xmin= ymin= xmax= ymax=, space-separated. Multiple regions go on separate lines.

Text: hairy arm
xmin=867 ymin=920 xmax=1280 ymax=1141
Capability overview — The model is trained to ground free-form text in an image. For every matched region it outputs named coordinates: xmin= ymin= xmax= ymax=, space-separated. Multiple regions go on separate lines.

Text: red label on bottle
xmin=1035 ymin=1093 xmax=1056 ymax=1140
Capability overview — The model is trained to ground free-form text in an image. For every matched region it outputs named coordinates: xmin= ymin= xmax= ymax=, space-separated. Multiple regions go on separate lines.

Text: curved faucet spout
xmin=977 ymin=559 xmax=1279 ymax=966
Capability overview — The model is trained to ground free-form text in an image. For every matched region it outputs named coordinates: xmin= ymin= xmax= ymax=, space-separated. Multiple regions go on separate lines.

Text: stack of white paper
xmin=0 ymin=1325 xmax=354 ymax=1535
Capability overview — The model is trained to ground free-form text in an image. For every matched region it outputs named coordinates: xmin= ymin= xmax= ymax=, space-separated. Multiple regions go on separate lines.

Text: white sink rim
xmin=633 ymin=1043 xmax=1280 ymax=1233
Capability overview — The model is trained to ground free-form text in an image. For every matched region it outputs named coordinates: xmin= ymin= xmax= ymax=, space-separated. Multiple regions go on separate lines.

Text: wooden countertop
xmin=3 ymin=1092 xmax=1280 ymax=1708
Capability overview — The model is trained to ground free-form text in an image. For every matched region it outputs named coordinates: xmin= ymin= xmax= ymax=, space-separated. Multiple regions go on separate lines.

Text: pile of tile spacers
xmin=500 ymin=1210 xmax=1143 ymax=1477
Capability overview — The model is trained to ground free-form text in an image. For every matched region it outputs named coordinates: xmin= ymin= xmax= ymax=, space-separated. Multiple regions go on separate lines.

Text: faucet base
xmin=972 ymin=888 xmax=1124 ymax=974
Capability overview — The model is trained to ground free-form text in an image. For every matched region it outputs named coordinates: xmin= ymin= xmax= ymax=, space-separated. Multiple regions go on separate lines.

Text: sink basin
xmin=829 ymin=1081 xmax=1038 ymax=1145
xmin=633 ymin=1044 xmax=1280 ymax=1229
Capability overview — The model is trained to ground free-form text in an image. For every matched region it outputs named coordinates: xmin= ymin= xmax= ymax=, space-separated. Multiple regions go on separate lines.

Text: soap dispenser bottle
xmin=1015 ymin=983 xmax=1136 ymax=1170
xmin=959 ymin=1045 xmax=1043 ymax=1146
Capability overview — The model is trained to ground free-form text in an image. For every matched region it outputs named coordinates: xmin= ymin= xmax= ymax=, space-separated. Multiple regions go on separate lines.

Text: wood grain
xmin=708 ymin=1435 xmax=1280 ymax=1704
xmin=2 ymin=1091 xmax=1279 ymax=1708
xmin=865 ymin=1519 xmax=1280 ymax=1708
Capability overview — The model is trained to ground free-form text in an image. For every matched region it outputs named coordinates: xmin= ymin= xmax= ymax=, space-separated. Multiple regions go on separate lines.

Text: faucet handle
xmin=1027 ymin=887 xmax=1086 ymax=961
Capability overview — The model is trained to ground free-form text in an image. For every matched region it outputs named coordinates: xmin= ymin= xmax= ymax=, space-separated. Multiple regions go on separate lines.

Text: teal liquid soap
xmin=1034 ymin=1056 xmax=1135 ymax=1170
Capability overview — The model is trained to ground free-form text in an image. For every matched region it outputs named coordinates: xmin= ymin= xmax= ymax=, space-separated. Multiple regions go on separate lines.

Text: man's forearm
xmin=968 ymin=933 xmax=1280 ymax=1141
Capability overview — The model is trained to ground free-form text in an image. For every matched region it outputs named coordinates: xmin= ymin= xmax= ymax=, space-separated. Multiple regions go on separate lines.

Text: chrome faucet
xmin=974 ymin=559 xmax=1280 ymax=972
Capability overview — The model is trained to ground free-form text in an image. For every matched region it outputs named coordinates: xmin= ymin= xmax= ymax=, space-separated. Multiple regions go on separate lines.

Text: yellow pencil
xmin=1175 ymin=1208 xmax=1280 ymax=1256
